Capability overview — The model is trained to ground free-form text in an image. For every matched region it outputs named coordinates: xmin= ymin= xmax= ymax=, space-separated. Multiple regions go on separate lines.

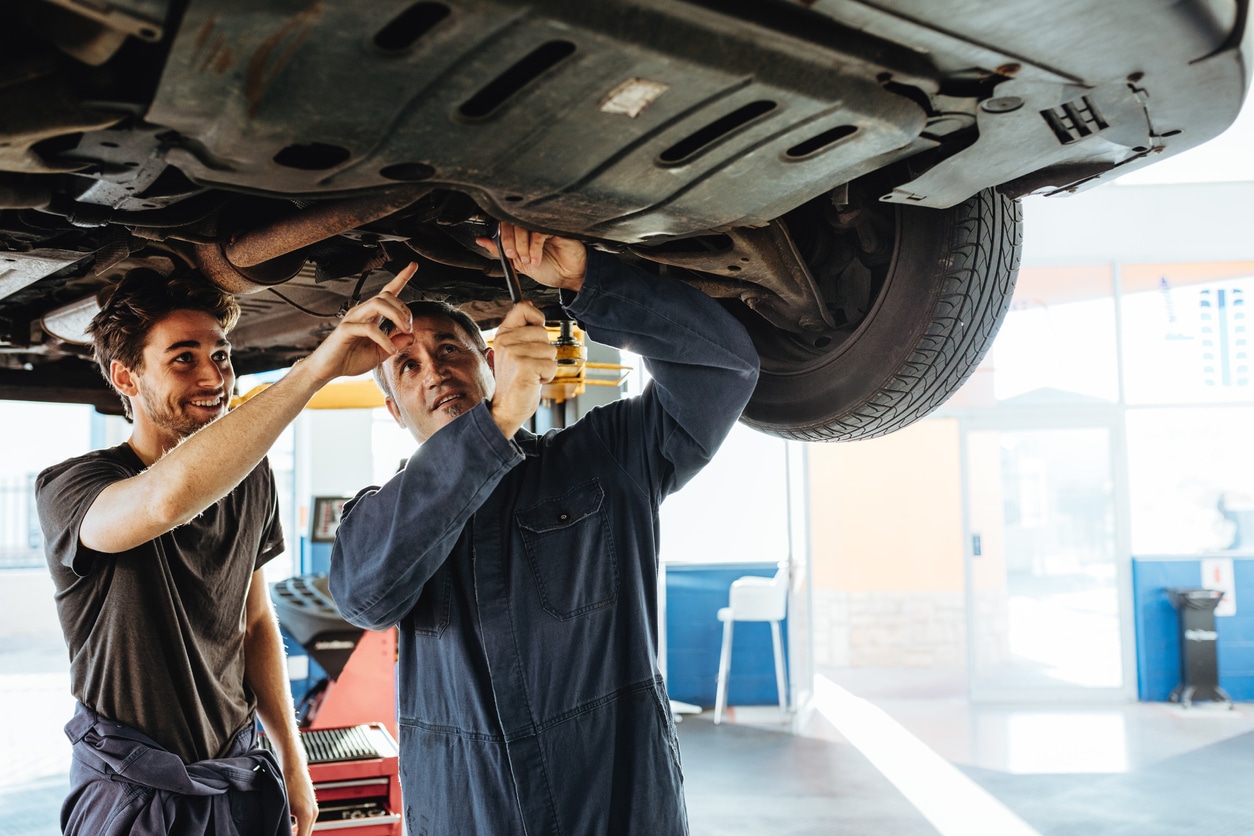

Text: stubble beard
xmin=135 ymin=387 xmax=217 ymax=439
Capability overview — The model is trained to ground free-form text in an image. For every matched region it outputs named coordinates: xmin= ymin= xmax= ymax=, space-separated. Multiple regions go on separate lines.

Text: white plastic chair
xmin=714 ymin=565 xmax=788 ymax=724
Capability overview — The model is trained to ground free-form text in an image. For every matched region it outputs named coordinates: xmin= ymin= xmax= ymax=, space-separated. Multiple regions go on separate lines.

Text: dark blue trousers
xmin=62 ymin=703 xmax=291 ymax=835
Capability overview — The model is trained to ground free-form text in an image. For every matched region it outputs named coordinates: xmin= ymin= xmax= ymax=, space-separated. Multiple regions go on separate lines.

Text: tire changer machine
xmin=270 ymin=574 xmax=401 ymax=834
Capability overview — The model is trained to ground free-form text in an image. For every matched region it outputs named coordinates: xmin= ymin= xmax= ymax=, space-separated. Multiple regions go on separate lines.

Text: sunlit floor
xmin=2 ymin=638 xmax=1252 ymax=836
xmin=0 ymin=634 xmax=75 ymax=836
xmin=722 ymin=666 xmax=1254 ymax=835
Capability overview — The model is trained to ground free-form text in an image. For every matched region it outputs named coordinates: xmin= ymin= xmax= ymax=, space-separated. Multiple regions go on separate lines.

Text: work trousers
xmin=62 ymin=702 xmax=290 ymax=836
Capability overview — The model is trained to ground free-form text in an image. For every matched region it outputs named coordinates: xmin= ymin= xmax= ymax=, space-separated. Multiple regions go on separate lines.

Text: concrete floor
xmin=714 ymin=666 xmax=1254 ymax=836
xmin=2 ymin=637 xmax=1251 ymax=835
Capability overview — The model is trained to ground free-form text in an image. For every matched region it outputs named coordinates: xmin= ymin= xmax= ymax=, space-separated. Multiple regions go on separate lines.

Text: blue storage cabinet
xmin=1132 ymin=557 xmax=1254 ymax=701
xmin=664 ymin=562 xmax=787 ymax=707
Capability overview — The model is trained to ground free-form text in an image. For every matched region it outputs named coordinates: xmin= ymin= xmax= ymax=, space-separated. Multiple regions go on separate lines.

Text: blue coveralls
xmin=61 ymin=703 xmax=289 ymax=835
xmin=330 ymin=252 xmax=760 ymax=835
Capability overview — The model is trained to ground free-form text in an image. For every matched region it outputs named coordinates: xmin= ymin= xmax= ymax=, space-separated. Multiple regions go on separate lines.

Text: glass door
xmin=963 ymin=415 xmax=1133 ymax=700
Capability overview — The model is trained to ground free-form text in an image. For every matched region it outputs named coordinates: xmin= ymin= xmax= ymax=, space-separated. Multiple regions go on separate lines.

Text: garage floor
xmin=715 ymin=667 xmax=1254 ymax=836
xmin=2 ymin=639 xmax=1251 ymax=836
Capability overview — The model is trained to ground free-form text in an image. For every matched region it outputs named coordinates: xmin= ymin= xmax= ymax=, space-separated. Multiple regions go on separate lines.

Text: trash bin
xmin=1166 ymin=587 xmax=1233 ymax=708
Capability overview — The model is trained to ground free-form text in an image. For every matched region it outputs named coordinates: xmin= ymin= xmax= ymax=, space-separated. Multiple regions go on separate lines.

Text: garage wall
xmin=808 ymin=419 xmax=967 ymax=667
xmin=807 ymin=180 xmax=1254 ymax=675
xmin=0 ymin=569 xmax=60 ymax=637
xmin=1133 ymin=557 xmax=1254 ymax=702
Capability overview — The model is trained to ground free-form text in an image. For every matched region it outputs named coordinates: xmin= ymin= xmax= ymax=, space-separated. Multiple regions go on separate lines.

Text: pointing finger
xmin=383 ymin=262 xmax=418 ymax=296
xmin=346 ymin=293 xmax=412 ymax=334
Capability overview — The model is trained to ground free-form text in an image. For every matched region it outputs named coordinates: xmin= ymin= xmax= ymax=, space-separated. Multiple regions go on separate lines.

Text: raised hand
xmin=479 ymin=222 xmax=587 ymax=293
xmin=489 ymin=300 xmax=558 ymax=438
xmin=301 ymin=263 xmax=417 ymax=384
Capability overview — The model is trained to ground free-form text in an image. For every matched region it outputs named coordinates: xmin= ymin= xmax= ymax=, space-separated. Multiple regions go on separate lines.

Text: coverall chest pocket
xmin=517 ymin=480 xmax=618 ymax=620
xmin=402 ymin=566 xmax=452 ymax=637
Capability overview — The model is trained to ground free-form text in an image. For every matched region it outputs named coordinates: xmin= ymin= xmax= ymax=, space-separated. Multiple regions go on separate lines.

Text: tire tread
xmin=748 ymin=189 xmax=1022 ymax=442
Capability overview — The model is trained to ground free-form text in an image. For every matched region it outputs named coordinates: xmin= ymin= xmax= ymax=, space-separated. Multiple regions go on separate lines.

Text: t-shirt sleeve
xmin=254 ymin=461 xmax=285 ymax=571
xmin=36 ymin=455 xmax=131 ymax=577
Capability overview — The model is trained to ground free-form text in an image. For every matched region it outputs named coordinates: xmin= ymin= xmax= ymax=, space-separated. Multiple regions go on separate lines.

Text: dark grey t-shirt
xmin=37 ymin=443 xmax=284 ymax=764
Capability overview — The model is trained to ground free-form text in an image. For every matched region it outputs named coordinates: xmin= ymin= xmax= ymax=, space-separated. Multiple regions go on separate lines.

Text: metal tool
xmin=493 ymin=223 xmax=524 ymax=304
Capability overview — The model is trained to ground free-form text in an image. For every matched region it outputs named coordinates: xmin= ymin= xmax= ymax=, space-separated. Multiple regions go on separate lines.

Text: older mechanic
xmin=37 ymin=265 xmax=416 ymax=835
xmin=329 ymin=223 xmax=760 ymax=834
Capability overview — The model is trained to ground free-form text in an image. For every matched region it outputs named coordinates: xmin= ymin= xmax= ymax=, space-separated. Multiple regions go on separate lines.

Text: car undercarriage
xmin=1 ymin=0 xmax=1249 ymax=438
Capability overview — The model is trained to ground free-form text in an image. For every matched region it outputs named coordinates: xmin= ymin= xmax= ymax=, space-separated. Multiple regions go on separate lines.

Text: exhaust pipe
xmin=194 ymin=185 xmax=430 ymax=293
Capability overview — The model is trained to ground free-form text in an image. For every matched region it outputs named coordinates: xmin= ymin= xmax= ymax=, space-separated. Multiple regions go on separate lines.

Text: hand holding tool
xmin=493 ymin=223 xmax=524 ymax=304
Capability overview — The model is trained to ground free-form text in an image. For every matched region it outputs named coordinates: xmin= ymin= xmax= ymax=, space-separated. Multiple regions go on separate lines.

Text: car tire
xmin=741 ymin=187 xmax=1022 ymax=442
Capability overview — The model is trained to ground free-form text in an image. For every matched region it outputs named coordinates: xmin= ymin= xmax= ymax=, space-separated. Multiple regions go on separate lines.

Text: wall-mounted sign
xmin=1201 ymin=557 xmax=1237 ymax=616
xmin=310 ymin=496 xmax=351 ymax=543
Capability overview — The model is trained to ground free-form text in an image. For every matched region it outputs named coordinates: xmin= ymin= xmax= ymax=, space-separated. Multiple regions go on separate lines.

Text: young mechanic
xmin=37 ymin=264 xmax=416 ymax=835
xmin=329 ymin=223 xmax=761 ymax=834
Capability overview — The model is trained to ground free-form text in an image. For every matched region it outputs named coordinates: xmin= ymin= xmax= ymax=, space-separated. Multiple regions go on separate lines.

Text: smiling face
xmin=380 ymin=312 xmax=495 ymax=443
xmin=115 ymin=309 xmax=234 ymax=443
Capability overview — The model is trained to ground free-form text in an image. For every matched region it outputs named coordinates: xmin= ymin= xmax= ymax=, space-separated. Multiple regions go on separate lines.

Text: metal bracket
xmin=631 ymin=220 xmax=834 ymax=333
xmin=41 ymin=0 xmax=169 ymax=43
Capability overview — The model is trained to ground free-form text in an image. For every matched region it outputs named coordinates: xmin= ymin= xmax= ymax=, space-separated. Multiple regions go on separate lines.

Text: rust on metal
xmin=224 ymin=185 xmax=430 ymax=268
xmin=192 ymin=239 xmax=305 ymax=294
xmin=195 ymin=185 xmax=430 ymax=293
xmin=245 ymin=2 xmax=324 ymax=118
xmin=193 ymin=16 xmax=233 ymax=75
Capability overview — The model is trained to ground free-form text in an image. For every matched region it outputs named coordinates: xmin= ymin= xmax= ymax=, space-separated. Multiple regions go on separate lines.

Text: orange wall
xmin=808 ymin=419 xmax=964 ymax=592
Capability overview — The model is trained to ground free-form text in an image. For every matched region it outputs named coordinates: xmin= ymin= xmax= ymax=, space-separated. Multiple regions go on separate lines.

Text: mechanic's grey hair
xmin=87 ymin=269 xmax=241 ymax=420
xmin=373 ymin=300 xmax=488 ymax=400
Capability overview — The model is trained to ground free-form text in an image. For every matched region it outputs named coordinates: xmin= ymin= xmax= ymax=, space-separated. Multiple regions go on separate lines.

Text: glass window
xmin=237 ymin=373 xmax=300 ymax=581
xmin=1121 ymin=268 xmax=1252 ymax=405
xmin=660 ymin=423 xmax=789 ymax=565
xmin=954 ymin=265 xmax=1119 ymax=407
xmin=265 ymin=423 xmax=298 ymax=581
xmin=967 ymin=427 xmax=1122 ymax=693
xmin=1126 ymin=407 xmax=1254 ymax=555
xmin=0 ymin=401 xmax=94 ymax=569
xmin=372 ymin=407 xmax=415 ymax=485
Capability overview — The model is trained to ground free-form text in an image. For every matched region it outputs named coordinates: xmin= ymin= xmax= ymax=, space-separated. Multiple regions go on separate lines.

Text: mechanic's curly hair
xmin=87 ymin=269 xmax=241 ymax=419
xmin=372 ymin=300 xmax=488 ymax=401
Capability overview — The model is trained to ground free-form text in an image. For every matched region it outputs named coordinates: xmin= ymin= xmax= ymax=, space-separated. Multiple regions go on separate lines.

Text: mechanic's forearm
xmin=330 ymin=404 xmax=521 ymax=630
xmin=569 ymin=252 xmax=759 ymax=446
xmin=81 ymin=360 xmax=325 ymax=553
xmin=153 ymin=360 xmax=325 ymax=514
xmin=244 ymin=601 xmax=309 ymax=782
xmin=569 ymin=252 xmax=758 ymax=377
